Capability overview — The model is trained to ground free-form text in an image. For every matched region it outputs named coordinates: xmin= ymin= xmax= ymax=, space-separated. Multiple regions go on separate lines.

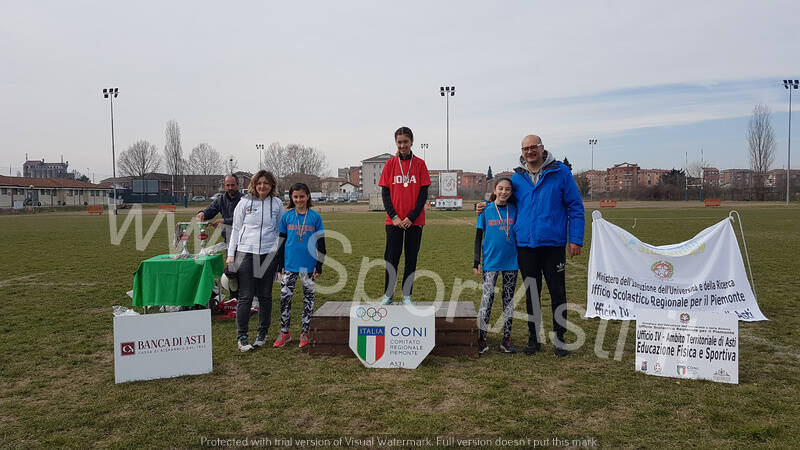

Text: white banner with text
xmin=586 ymin=211 xmax=766 ymax=322
xmin=114 ymin=309 xmax=212 ymax=383
xmin=635 ymin=309 xmax=738 ymax=384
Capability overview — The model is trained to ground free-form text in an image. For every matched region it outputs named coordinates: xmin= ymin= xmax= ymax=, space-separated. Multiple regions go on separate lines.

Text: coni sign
xmin=348 ymin=303 xmax=435 ymax=369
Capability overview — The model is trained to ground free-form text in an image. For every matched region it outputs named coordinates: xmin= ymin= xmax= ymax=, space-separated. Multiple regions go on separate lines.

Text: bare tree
xmin=684 ymin=160 xmax=703 ymax=179
xmin=286 ymin=143 xmax=329 ymax=176
xmin=263 ymin=142 xmax=329 ymax=178
xmin=747 ymin=103 xmax=776 ymax=195
xmin=574 ymin=171 xmax=590 ymax=197
xmin=188 ymin=143 xmax=223 ymax=176
xmin=119 ymin=140 xmax=161 ymax=177
xmin=262 ymin=142 xmax=290 ymax=179
xmin=163 ymin=120 xmax=183 ymax=195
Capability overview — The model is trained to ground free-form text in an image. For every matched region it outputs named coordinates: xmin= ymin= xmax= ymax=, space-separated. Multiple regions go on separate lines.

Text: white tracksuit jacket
xmin=227 ymin=195 xmax=284 ymax=256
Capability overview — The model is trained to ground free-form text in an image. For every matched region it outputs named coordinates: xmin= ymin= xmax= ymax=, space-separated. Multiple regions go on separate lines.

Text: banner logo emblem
xmin=357 ymin=326 xmax=386 ymax=365
xmin=651 ymin=260 xmax=674 ymax=279
xmin=355 ymin=306 xmax=388 ymax=322
xmin=676 ymin=365 xmax=687 ymax=376
xmin=680 ymin=313 xmax=690 ymax=323
xmin=712 ymin=368 xmax=731 ymax=382
xmin=120 ymin=342 xmax=136 ymax=356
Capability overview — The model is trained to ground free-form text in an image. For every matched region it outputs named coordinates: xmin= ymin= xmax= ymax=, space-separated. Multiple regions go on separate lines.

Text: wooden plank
xmin=436 ymin=330 xmax=477 ymax=345
xmin=310 ymin=317 xmax=349 ymax=330
xmin=432 ymin=345 xmax=478 ymax=357
xmin=435 ymin=318 xmax=478 ymax=331
xmin=435 ymin=301 xmax=478 ymax=318
xmin=307 ymin=343 xmax=349 ymax=356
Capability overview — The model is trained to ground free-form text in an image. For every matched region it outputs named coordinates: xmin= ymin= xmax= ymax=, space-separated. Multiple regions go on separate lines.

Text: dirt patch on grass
xmin=0 ymin=272 xmax=56 ymax=286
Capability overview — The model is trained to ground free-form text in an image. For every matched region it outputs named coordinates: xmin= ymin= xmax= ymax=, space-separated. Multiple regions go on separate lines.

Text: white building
xmin=0 ymin=176 xmax=111 ymax=208
xmin=339 ymin=182 xmax=357 ymax=195
xmin=360 ymin=153 xmax=393 ymax=195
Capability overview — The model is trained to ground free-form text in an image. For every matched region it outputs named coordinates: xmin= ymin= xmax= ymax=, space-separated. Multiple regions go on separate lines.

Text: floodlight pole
xmin=784 ymin=79 xmax=798 ymax=205
xmin=102 ymin=87 xmax=119 ymax=215
xmin=440 ymin=86 xmax=455 ymax=170
xmin=700 ymin=147 xmax=705 ymax=201
xmin=419 ymin=143 xmax=429 ymax=161
xmin=183 ymin=160 xmax=187 ymax=208
xmin=589 ymin=139 xmax=597 ymax=201
xmin=685 ymin=151 xmax=689 ymax=201
xmin=256 ymin=144 xmax=265 ymax=170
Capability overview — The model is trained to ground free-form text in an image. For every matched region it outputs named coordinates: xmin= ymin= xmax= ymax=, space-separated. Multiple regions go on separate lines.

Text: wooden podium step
xmin=308 ymin=301 xmax=478 ymax=357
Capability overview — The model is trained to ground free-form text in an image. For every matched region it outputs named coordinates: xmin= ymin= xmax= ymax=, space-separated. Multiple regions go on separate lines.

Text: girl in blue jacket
xmin=473 ymin=178 xmax=518 ymax=354
xmin=274 ymin=183 xmax=326 ymax=349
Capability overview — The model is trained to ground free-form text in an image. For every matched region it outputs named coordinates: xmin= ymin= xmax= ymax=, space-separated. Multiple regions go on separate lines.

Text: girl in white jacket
xmin=227 ymin=170 xmax=284 ymax=352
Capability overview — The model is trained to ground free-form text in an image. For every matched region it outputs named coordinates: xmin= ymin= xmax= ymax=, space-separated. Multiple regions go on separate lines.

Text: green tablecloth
xmin=132 ymin=253 xmax=224 ymax=307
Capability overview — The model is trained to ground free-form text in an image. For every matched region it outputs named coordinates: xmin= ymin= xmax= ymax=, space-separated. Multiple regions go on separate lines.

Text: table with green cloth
xmin=132 ymin=253 xmax=224 ymax=307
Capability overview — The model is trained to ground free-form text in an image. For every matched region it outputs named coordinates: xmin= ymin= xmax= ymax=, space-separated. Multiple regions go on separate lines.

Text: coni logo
xmin=120 ymin=342 xmax=136 ymax=356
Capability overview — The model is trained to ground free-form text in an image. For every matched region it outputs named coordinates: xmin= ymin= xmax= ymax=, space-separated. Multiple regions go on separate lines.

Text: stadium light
xmin=440 ymin=85 xmax=456 ymax=170
xmin=589 ymin=139 xmax=598 ymax=201
xmin=783 ymin=79 xmax=798 ymax=206
xmin=102 ymin=87 xmax=119 ymax=215
xmin=419 ymin=143 xmax=429 ymax=161
xmin=256 ymin=144 xmax=265 ymax=170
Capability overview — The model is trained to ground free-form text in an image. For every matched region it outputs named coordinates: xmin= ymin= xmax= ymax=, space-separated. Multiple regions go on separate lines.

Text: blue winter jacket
xmin=511 ymin=161 xmax=585 ymax=248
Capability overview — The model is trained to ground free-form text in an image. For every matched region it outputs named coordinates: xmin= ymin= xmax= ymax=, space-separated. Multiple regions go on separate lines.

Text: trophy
xmin=171 ymin=221 xmax=210 ymax=258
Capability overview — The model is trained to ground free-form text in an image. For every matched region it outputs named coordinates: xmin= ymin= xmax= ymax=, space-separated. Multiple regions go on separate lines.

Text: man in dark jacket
xmin=512 ymin=135 xmax=584 ymax=357
xmin=197 ymin=175 xmax=242 ymax=299
xmin=196 ymin=175 xmax=242 ymax=241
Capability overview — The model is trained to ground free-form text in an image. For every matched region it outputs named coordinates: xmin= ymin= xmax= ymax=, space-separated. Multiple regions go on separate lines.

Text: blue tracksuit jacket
xmin=511 ymin=161 xmax=585 ymax=248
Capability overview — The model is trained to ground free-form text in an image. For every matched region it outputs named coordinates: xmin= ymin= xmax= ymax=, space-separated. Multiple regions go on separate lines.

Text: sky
xmin=1 ymin=0 xmax=798 ymax=182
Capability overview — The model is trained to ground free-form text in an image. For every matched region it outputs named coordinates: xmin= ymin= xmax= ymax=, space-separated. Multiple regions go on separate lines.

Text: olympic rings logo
xmin=355 ymin=306 xmax=388 ymax=322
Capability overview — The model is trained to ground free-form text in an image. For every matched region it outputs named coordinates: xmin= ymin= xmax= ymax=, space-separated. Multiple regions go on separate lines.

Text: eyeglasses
xmin=521 ymin=144 xmax=544 ymax=152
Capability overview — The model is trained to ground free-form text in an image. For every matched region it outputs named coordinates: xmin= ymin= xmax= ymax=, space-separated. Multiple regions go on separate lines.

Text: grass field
xmin=1 ymin=203 xmax=798 ymax=448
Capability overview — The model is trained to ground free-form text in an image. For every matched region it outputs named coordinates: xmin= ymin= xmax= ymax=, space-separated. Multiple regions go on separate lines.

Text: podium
xmin=308 ymin=301 xmax=478 ymax=357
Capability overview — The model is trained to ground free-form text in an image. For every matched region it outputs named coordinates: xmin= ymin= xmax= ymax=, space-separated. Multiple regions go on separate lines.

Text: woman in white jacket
xmin=227 ymin=170 xmax=284 ymax=352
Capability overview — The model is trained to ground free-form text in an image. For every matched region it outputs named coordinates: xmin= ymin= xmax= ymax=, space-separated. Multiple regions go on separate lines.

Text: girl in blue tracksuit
xmin=274 ymin=183 xmax=326 ymax=349
xmin=473 ymin=177 xmax=518 ymax=354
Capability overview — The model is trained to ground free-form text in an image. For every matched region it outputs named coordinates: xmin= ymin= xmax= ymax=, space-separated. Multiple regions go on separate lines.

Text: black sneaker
xmin=523 ymin=339 xmax=541 ymax=355
xmin=500 ymin=336 xmax=517 ymax=354
xmin=478 ymin=339 xmax=489 ymax=354
xmin=554 ymin=345 xmax=569 ymax=357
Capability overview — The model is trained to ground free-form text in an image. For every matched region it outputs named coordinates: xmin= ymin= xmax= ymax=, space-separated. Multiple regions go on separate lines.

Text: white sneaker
xmin=237 ymin=336 xmax=253 ymax=352
xmin=253 ymin=332 xmax=268 ymax=348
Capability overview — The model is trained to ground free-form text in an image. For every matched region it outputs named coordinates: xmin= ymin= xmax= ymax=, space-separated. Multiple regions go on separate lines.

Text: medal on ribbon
xmin=296 ymin=209 xmax=308 ymax=242
xmin=494 ymin=202 xmax=511 ymax=243
xmin=398 ymin=156 xmax=412 ymax=188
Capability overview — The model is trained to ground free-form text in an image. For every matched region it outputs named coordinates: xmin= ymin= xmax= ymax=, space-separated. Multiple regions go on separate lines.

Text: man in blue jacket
xmin=512 ymin=135 xmax=584 ymax=357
